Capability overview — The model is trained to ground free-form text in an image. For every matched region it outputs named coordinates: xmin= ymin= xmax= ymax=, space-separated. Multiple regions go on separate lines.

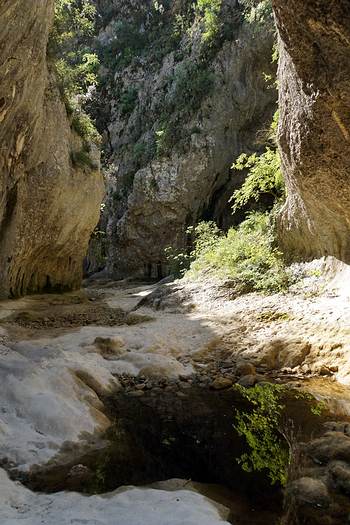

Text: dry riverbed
xmin=1 ymin=258 xmax=350 ymax=524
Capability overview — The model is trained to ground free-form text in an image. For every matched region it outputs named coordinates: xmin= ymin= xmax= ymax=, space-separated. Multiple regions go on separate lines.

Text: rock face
xmin=0 ymin=0 xmax=104 ymax=298
xmin=284 ymin=424 xmax=350 ymax=525
xmin=273 ymin=0 xmax=350 ymax=262
xmin=94 ymin=0 xmax=276 ymax=278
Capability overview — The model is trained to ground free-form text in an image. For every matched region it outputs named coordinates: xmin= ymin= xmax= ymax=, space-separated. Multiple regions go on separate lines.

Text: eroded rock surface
xmin=0 ymin=470 xmax=231 ymax=525
xmin=284 ymin=424 xmax=350 ymax=525
xmin=0 ymin=0 xmax=104 ymax=298
xmin=93 ymin=0 xmax=276 ymax=278
xmin=273 ymin=0 xmax=350 ymax=262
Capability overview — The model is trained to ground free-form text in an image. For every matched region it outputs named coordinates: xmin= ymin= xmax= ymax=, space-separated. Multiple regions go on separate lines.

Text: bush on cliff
xmin=50 ymin=0 xmax=100 ymax=146
xmin=186 ymin=212 xmax=290 ymax=294
xmin=231 ymin=147 xmax=284 ymax=212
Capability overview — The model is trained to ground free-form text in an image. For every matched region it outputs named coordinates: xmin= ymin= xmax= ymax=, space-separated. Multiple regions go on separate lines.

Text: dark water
xmin=24 ymin=381 xmax=341 ymax=524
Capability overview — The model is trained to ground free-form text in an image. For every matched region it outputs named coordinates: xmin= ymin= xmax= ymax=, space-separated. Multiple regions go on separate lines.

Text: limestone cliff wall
xmin=273 ymin=0 xmax=350 ymax=262
xmin=94 ymin=0 xmax=276 ymax=278
xmin=0 ymin=0 xmax=104 ymax=297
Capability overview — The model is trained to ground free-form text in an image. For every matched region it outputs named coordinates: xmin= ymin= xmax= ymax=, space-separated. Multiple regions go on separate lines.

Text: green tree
xmin=231 ymin=148 xmax=284 ymax=212
xmin=196 ymin=0 xmax=222 ymax=42
xmin=50 ymin=0 xmax=99 ymax=97
xmin=230 ymin=111 xmax=285 ymax=212
xmin=50 ymin=0 xmax=100 ymax=145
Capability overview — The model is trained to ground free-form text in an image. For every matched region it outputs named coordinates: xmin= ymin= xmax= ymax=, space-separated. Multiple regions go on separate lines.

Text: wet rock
xmin=318 ymin=366 xmax=333 ymax=377
xmin=220 ymin=361 xmax=235 ymax=370
xmin=323 ymin=422 xmax=350 ymax=437
xmin=258 ymin=338 xmax=311 ymax=370
xmin=128 ymin=391 xmax=145 ymax=398
xmin=236 ymin=361 xmax=256 ymax=377
xmin=210 ymin=377 xmax=233 ymax=390
xmin=254 ymin=374 xmax=268 ymax=384
xmin=307 ymin=433 xmax=350 ymax=465
xmin=66 ymin=464 xmax=93 ymax=489
xmin=328 ymin=461 xmax=350 ymax=495
xmin=237 ymin=375 xmax=256 ymax=388
xmin=287 ymin=477 xmax=330 ymax=509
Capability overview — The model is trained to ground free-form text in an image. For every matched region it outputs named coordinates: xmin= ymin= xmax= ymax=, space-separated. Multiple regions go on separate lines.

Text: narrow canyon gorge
xmin=1 ymin=1 xmax=350 ymax=524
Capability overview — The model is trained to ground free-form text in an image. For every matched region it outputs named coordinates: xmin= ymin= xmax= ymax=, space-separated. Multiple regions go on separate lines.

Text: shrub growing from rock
xmin=186 ymin=212 xmax=290 ymax=294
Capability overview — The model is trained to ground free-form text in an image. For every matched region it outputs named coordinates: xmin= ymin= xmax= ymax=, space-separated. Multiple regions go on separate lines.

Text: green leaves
xmin=230 ymin=110 xmax=285 ymax=213
xmin=239 ymin=0 xmax=273 ymax=26
xmin=120 ymin=87 xmax=138 ymax=116
xmin=231 ymin=148 xmax=284 ymax=212
xmin=196 ymin=0 xmax=222 ymax=42
xmin=187 ymin=212 xmax=290 ymax=294
xmin=51 ymin=0 xmax=100 ymax=148
xmin=234 ymin=383 xmax=290 ymax=486
xmin=51 ymin=0 xmax=99 ymax=97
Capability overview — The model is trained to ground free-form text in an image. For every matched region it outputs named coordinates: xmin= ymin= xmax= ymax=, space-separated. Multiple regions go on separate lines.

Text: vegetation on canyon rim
xmin=50 ymin=0 xmax=101 ymax=167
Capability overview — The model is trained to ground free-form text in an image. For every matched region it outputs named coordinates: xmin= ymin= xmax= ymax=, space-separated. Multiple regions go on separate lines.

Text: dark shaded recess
xmin=201 ymin=181 xmax=276 ymax=231
xmin=0 ymin=182 xmax=18 ymax=244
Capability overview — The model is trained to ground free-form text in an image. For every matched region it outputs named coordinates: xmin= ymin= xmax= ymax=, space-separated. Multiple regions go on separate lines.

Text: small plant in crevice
xmin=120 ymin=87 xmax=138 ymax=116
xmin=71 ymin=110 xmax=101 ymax=145
xmin=132 ymin=140 xmax=157 ymax=168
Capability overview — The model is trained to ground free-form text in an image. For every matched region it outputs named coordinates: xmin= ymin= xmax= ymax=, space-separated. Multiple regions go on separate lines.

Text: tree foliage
xmin=50 ymin=0 xmax=100 ymax=145
xmin=234 ymin=383 xmax=290 ymax=486
xmin=196 ymin=0 xmax=222 ymax=42
xmin=230 ymin=111 xmax=285 ymax=212
xmin=50 ymin=0 xmax=99 ymax=97
xmin=231 ymin=148 xmax=284 ymax=212
xmin=186 ymin=212 xmax=290 ymax=294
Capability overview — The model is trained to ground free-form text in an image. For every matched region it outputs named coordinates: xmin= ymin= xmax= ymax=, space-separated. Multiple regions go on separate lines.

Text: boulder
xmin=210 ymin=377 xmax=233 ymax=390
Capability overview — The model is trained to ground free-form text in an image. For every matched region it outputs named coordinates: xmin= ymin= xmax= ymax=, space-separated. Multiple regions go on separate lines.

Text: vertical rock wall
xmin=273 ymin=0 xmax=350 ymax=262
xmin=94 ymin=0 xmax=276 ymax=278
xmin=0 ymin=0 xmax=104 ymax=297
